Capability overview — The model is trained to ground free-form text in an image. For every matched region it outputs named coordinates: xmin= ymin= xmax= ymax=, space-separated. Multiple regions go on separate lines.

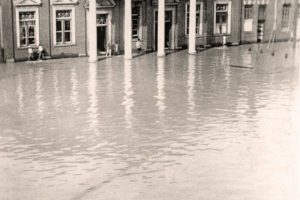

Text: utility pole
xmin=293 ymin=0 xmax=298 ymax=48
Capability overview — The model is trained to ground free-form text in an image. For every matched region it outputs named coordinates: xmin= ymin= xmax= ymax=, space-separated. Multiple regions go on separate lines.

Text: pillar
xmin=157 ymin=0 xmax=165 ymax=57
xmin=188 ymin=0 xmax=196 ymax=54
xmin=124 ymin=0 xmax=132 ymax=59
xmin=88 ymin=0 xmax=97 ymax=63
xmin=293 ymin=0 xmax=298 ymax=48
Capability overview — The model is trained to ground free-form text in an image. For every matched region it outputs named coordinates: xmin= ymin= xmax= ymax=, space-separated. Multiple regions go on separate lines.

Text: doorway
xmin=154 ymin=10 xmax=173 ymax=50
xmin=97 ymin=26 xmax=106 ymax=52
xmin=257 ymin=5 xmax=266 ymax=43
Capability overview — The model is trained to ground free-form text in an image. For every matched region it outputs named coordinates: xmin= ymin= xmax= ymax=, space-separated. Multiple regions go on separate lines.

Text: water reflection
xmin=122 ymin=60 xmax=134 ymax=129
xmin=53 ymin=70 xmax=62 ymax=109
xmin=187 ymin=55 xmax=196 ymax=117
xmin=0 ymin=43 xmax=299 ymax=200
xmin=70 ymin=68 xmax=80 ymax=113
xmin=17 ymin=74 xmax=24 ymax=116
xmin=155 ymin=58 xmax=166 ymax=114
xmin=87 ymin=62 xmax=99 ymax=132
xmin=35 ymin=67 xmax=45 ymax=119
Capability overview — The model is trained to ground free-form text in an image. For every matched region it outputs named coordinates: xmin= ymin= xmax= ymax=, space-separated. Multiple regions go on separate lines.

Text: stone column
xmin=157 ymin=0 xmax=165 ymax=57
xmin=188 ymin=0 xmax=196 ymax=54
xmin=88 ymin=0 xmax=98 ymax=63
xmin=124 ymin=0 xmax=132 ymax=59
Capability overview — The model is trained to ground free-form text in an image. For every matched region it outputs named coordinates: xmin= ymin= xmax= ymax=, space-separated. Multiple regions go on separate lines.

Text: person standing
xmin=136 ymin=38 xmax=142 ymax=53
xmin=106 ymin=42 xmax=111 ymax=57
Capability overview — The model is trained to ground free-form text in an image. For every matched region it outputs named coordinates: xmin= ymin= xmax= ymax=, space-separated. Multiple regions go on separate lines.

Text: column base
xmin=124 ymin=55 xmax=133 ymax=60
xmin=157 ymin=52 xmax=165 ymax=57
xmin=88 ymin=57 xmax=98 ymax=63
xmin=188 ymin=51 xmax=197 ymax=55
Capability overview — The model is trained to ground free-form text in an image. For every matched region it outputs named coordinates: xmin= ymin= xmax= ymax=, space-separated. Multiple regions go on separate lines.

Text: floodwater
xmin=0 ymin=43 xmax=300 ymax=200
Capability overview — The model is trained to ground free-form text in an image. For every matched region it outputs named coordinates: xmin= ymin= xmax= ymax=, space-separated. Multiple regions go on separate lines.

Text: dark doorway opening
xmin=257 ymin=5 xmax=266 ymax=43
xmin=97 ymin=26 xmax=106 ymax=52
xmin=155 ymin=10 xmax=172 ymax=50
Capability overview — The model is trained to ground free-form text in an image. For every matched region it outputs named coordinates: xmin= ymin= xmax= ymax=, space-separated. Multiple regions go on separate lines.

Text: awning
xmin=85 ymin=0 xmax=116 ymax=8
xmin=13 ymin=0 xmax=42 ymax=6
xmin=244 ymin=0 xmax=269 ymax=5
xmin=51 ymin=0 xmax=78 ymax=5
xmin=152 ymin=0 xmax=181 ymax=6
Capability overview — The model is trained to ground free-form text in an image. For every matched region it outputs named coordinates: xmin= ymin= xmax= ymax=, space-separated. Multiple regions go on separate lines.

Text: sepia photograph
xmin=0 ymin=0 xmax=300 ymax=199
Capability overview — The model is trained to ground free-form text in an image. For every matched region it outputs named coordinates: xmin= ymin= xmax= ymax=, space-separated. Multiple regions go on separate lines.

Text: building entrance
xmin=96 ymin=14 xmax=108 ymax=53
xmin=257 ymin=5 xmax=266 ymax=43
xmin=97 ymin=26 xmax=106 ymax=52
xmin=154 ymin=10 xmax=173 ymax=50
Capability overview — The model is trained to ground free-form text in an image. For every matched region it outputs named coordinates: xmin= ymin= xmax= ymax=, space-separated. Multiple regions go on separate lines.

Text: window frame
xmin=16 ymin=7 xmax=40 ymax=48
xmin=52 ymin=6 xmax=76 ymax=46
xmin=243 ymin=4 xmax=254 ymax=32
xmin=281 ymin=4 xmax=291 ymax=31
xmin=185 ymin=1 xmax=204 ymax=37
xmin=132 ymin=4 xmax=142 ymax=40
xmin=244 ymin=5 xmax=254 ymax=19
xmin=214 ymin=2 xmax=232 ymax=35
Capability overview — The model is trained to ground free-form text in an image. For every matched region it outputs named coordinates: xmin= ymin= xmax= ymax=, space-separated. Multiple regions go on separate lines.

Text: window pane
xmin=56 ymin=32 xmax=62 ymax=43
xmin=56 ymin=10 xmax=71 ymax=19
xmin=282 ymin=4 xmax=290 ymax=28
xmin=28 ymin=38 xmax=35 ymax=45
xmin=64 ymin=32 xmax=71 ymax=42
xmin=20 ymin=38 xmax=26 ymax=46
xmin=28 ymin=26 xmax=35 ymax=37
xmin=132 ymin=5 xmax=140 ymax=38
xmin=65 ymin=20 xmax=71 ymax=31
xmin=56 ymin=20 xmax=62 ymax=31
xmin=20 ymin=26 xmax=26 ymax=37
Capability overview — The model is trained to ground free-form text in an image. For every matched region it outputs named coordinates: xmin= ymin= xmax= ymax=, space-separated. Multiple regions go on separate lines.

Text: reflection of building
xmin=0 ymin=0 xmax=298 ymax=62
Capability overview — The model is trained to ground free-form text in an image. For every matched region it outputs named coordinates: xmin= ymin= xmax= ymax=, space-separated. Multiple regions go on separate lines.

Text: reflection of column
xmin=17 ymin=75 xmax=24 ymax=116
xmin=157 ymin=0 xmax=165 ymax=57
xmin=88 ymin=62 xmax=99 ymax=131
xmin=155 ymin=57 xmax=166 ymax=113
xmin=124 ymin=0 xmax=132 ymax=59
xmin=88 ymin=0 xmax=97 ymax=62
xmin=187 ymin=55 xmax=196 ymax=115
xmin=188 ymin=0 xmax=196 ymax=54
xmin=35 ymin=68 xmax=45 ymax=119
xmin=70 ymin=68 xmax=80 ymax=113
xmin=53 ymin=70 xmax=62 ymax=109
xmin=122 ymin=60 xmax=134 ymax=129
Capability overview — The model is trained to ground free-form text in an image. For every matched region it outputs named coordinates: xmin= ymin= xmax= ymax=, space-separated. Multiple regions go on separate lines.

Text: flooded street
xmin=0 ymin=43 xmax=300 ymax=200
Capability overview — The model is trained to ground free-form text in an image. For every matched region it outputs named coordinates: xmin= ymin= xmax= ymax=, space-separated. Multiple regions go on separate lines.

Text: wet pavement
xmin=0 ymin=42 xmax=300 ymax=200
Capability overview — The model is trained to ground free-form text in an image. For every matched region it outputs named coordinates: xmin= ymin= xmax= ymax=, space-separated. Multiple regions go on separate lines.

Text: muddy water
xmin=0 ymin=43 xmax=299 ymax=200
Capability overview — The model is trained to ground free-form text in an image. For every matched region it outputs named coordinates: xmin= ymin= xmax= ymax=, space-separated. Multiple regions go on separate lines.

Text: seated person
xmin=28 ymin=46 xmax=34 ymax=61
xmin=38 ymin=44 xmax=44 ymax=60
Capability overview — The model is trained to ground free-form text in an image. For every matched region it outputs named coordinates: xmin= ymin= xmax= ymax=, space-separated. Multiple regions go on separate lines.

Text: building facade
xmin=241 ymin=0 xmax=299 ymax=43
xmin=0 ymin=0 xmax=298 ymax=62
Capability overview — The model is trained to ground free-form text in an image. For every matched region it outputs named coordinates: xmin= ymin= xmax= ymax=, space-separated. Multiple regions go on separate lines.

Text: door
xmin=257 ymin=5 xmax=266 ymax=42
xmin=97 ymin=26 xmax=106 ymax=52
xmin=154 ymin=10 xmax=173 ymax=50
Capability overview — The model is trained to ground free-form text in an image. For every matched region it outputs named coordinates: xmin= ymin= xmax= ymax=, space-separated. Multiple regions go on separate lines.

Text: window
xmin=56 ymin=10 xmax=72 ymax=44
xmin=258 ymin=5 xmax=266 ymax=20
xmin=132 ymin=5 xmax=141 ymax=39
xmin=244 ymin=5 xmax=253 ymax=19
xmin=244 ymin=5 xmax=254 ymax=32
xmin=282 ymin=4 xmax=291 ymax=29
xmin=53 ymin=7 xmax=75 ymax=45
xmin=215 ymin=3 xmax=231 ymax=34
xmin=17 ymin=10 xmax=38 ymax=47
xmin=185 ymin=2 xmax=203 ymax=36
